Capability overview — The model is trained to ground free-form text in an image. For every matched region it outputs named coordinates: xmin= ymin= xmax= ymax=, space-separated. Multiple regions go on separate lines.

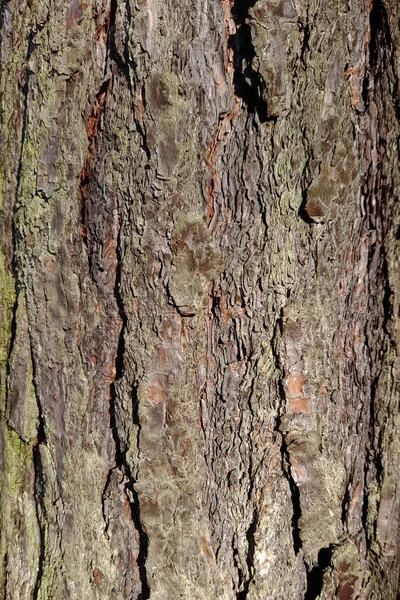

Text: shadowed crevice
xmin=304 ymin=546 xmax=333 ymax=600
xmin=368 ymin=0 xmax=391 ymax=69
xmin=107 ymin=384 xmax=150 ymax=599
xmin=32 ymin=443 xmax=46 ymax=600
xmin=79 ymin=78 xmax=111 ymax=257
xmin=282 ymin=438 xmax=303 ymax=555
xmin=232 ymin=511 xmax=257 ymax=599
xmin=104 ymin=221 xmax=150 ymax=599
xmin=230 ymin=0 xmax=269 ymax=122
xmin=82 ymin=2 xmax=150 ymax=595
xmin=363 ymin=0 xmax=397 ymax=112
xmin=108 ymin=0 xmax=135 ymax=84
xmin=275 ymin=378 xmax=302 ymax=555
xmin=29 ymin=332 xmax=49 ymax=600
xmin=236 ymin=513 xmax=257 ymax=599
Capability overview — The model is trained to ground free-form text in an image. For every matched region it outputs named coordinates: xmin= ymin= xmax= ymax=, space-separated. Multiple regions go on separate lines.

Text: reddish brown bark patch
xmin=287 ymin=397 xmax=311 ymax=414
xmin=92 ymin=567 xmax=104 ymax=587
xmin=286 ymin=374 xmax=307 ymax=397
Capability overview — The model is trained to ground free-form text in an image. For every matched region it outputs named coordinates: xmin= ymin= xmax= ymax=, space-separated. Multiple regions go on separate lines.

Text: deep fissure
xmin=283 ymin=441 xmax=303 ymax=555
xmin=232 ymin=514 xmax=257 ymax=599
xmin=29 ymin=333 xmax=48 ymax=600
xmin=232 ymin=538 xmax=245 ymax=597
xmin=1 ymin=553 xmax=7 ymax=600
xmin=304 ymin=546 xmax=333 ymax=600
xmin=107 ymin=212 xmax=150 ymax=598
xmin=108 ymin=0 xmax=134 ymax=81
xmin=80 ymin=1 xmax=150 ymax=594
xmin=275 ymin=375 xmax=303 ymax=555
xmin=32 ymin=443 xmax=46 ymax=600
xmin=230 ymin=0 xmax=269 ymax=122
xmin=368 ymin=0 xmax=391 ymax=69
xmin=79 ymin=79 xmax=111 ymax=255
xmin=108 ymin=380 xmax=150 ymax=598
xmin=237 ymin=513 xmax=258 ymax=599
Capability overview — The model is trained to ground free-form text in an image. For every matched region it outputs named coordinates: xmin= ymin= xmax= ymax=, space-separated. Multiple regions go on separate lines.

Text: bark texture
xmin=0 ymin=0 xmax=399 ymax=598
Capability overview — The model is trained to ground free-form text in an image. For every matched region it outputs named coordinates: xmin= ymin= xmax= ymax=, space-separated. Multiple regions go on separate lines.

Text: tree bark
xmin=0 ymin=0 xmax=399 ymax=598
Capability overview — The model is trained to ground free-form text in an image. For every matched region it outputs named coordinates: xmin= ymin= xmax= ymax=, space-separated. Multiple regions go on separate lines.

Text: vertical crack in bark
xmin=298 ymin=6 xmax=310 ymax=66
xmin=106 ymin=233 xmax=150 ymax=597
xmin=1 ymin=554 xmax=7 ymax=600
xmin=230 ymin=0 xmax=268 ymax=122
xmin=15 ymin=26 xmax=38 ymax=200
xmin=205 ymin=4 xmax=239 ymax=229
xmin=232 ymin=538 xmax=244 ymax=596
xmin=106 ymin=386 xmax=150 ymax=598
xmin=347 ymin=0 xmax=400 ymax=592
xmin=82 ymin=1 xmax=151 ymax=594
xmin=364 ymin=0 xmax=397 ymax=117
xmin=129 ymin=388 xmax=150 ymax=600
xmin=245 ymin=513 xmax=257 ymax=585
xmin=204 ymin=30 xmax=272 ymax=576
xmin=361 ymin=0 xmax=398 ymax=564
xmin=78 ymin=0 xmax=115 ymax=259
xmin=236 ymin=511 xmax=258 ymax=599
xmin=206 ymin=108 xmax=239 ymax=229
xmin=29 ymin=333 xmax=51 ymax=600
xmin=11 ymin=29 xmax=50 ymax=598
xmin=278 ymin=430 xmax=303 ymax=555
xmin=7 ymin=27 xmax=35 ymax=373
xmin=207 ymin=0 xmax=272 ymax=225
xmin=368 ymin=0 xmax=391 ymax=71
xmin=108 ymin=0 xmax=133 ymax=80
xmin=32 ymin=440 xmax=46 ymax=600
xmin=4 ymin=296 xmax=17 ymax=421
xmin=273 ymin=320 xmax=303 ymax=555
xmin=303 ymin=546 xmax=333 ymax=600
xmin=79 ymin=78 xmax=112 ymax=259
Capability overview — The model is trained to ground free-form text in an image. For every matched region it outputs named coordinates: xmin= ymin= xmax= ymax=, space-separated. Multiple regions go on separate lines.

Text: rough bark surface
xmin=0 ymin=0 xmax=399 ymax=599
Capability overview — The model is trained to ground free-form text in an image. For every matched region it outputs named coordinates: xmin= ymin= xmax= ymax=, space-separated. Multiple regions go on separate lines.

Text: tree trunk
xmin=0 ymin=0 xmax=399 ymax=598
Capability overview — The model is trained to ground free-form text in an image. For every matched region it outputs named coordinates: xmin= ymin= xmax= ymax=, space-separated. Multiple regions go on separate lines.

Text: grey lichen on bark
xmin=0 ymin=0 xmax=399 ymax=599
